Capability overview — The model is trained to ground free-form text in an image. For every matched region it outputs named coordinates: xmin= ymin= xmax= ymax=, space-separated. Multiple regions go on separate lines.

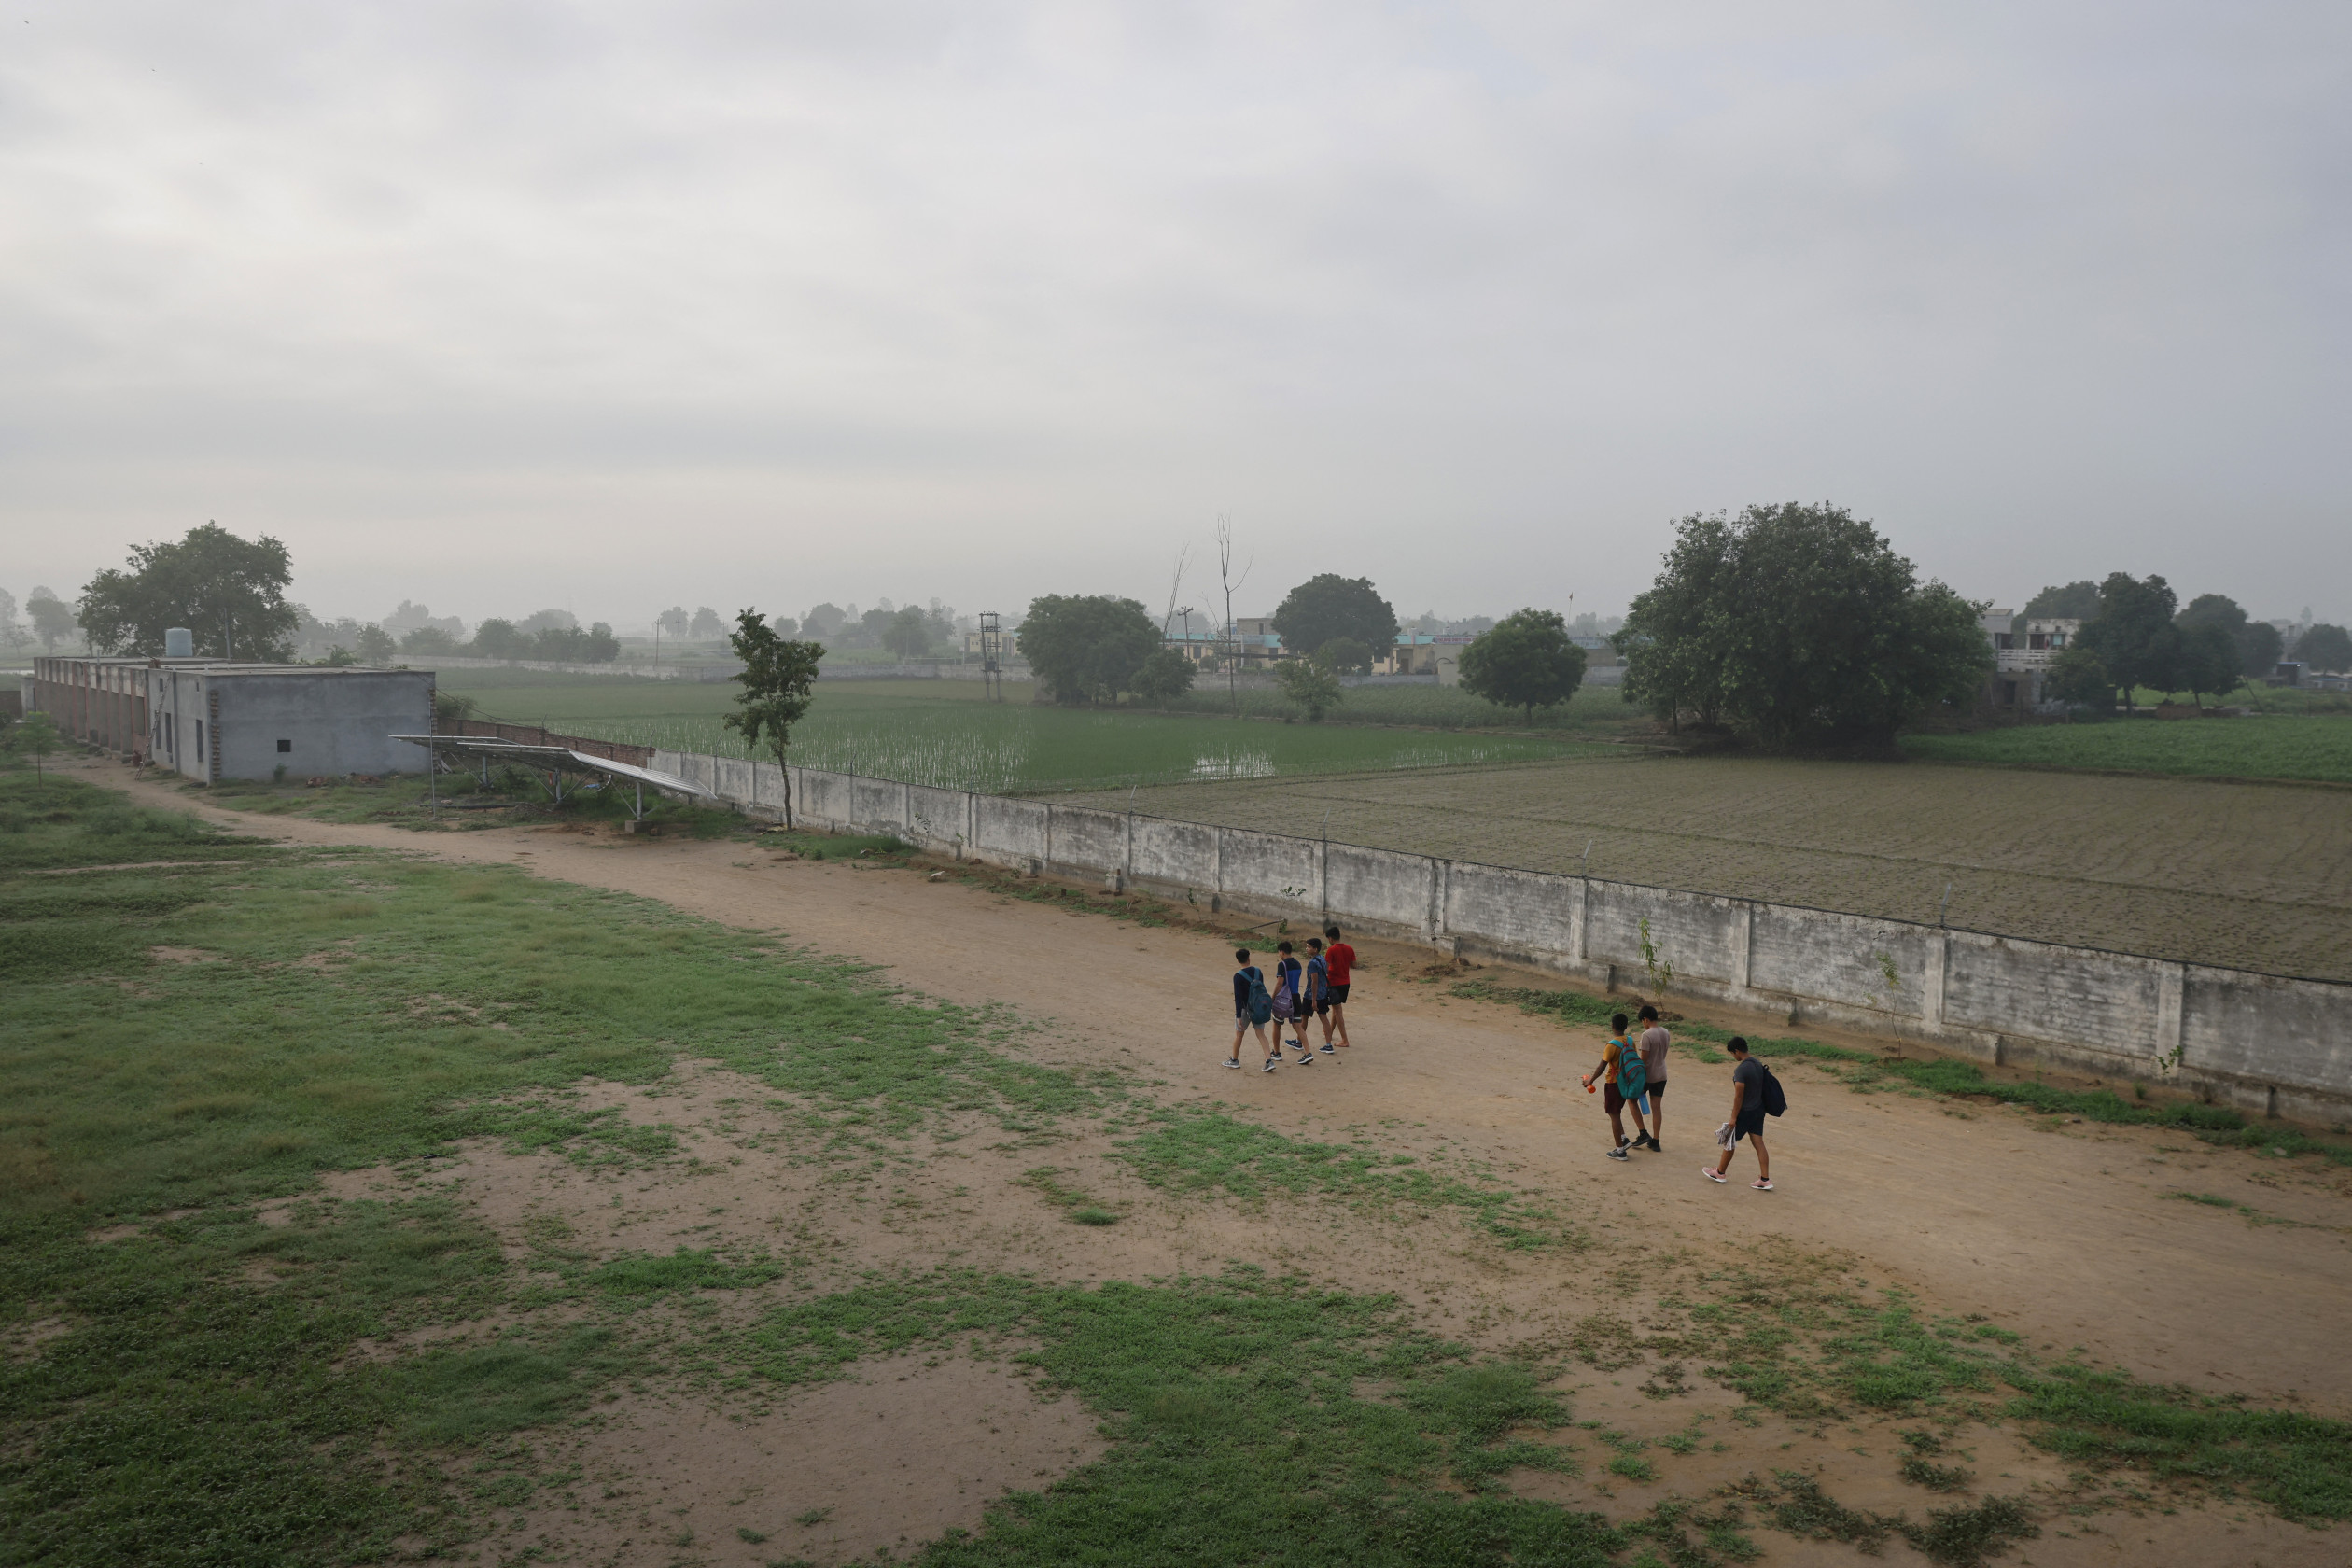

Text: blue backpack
xmin=1241 ymin=967 xmax=1273 ymax=1026
xmin=1615 ymin=1039 xmax=1648 ymax=1100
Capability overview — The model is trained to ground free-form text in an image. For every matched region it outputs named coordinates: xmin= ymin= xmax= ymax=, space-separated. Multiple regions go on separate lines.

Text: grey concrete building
xmin=31 ymin=655 xmax=436 ymax=782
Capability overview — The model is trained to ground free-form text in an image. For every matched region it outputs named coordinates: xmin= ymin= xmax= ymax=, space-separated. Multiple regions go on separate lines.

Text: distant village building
xmin=1976 ymin=609 xmax=2084 ymax=718
xmin=29 ymin=654 xmax=435 ymax=782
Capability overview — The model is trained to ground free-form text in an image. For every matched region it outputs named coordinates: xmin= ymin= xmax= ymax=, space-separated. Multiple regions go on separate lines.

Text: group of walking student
xmin=1228 ymin=928 xmax=1355 ymax=1070
xmin=1579 ymin=1005 xmax=1778 ymax=1190
xmin=1221 ymin=941 xmax=1777 ymax=1188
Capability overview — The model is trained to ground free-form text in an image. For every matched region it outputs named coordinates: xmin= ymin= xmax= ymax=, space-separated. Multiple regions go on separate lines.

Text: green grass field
xmin=1900 ymin=714 xmax=2352 ymax=784
xmin=10 ymin=760 xmax=2352 ymax=1563
xmin=435 ymin=674 xmax=1629 ymax=792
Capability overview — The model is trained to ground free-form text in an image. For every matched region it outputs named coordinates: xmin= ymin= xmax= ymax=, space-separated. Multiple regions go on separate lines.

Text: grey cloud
xmin=1 ymin=0 xmax=2345 ymax=623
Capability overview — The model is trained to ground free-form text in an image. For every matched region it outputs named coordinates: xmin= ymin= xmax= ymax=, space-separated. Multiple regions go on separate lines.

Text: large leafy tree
xmin=2077 ymin=573 xmax=2181 ymax=708
xmin=2044 ymin=646 xmax=2114 ymax=711
xmin=26 ymin=589 xmax=78 ymax=653
xmin=880 ymin=607 xmax=931 ymax=659
xmin=1130 ymin=649 xmax=1197 ymax=708
xmin=1271 ymin=575 xmax=1398 ymax=662
xmin=2296 ymin=623 xmax=2352 ymax=674
xmin=1017 ymin=595 xmax=1162 ymax=705
xmin=470 ymin=619 xmax=525 ymax=660
xmin=1617 ymin=503 xmax=1991 ymax=749
xmin=77 ymin=523 xmax=298 ymax=659
xmin=2177 ymin=623 xmax=2244 ymax=707
xmin=723 ymin=609 xmax=825 ymax=828
xmin=2176 ymin=593 xmax=2282 ymax=680
xmin=2023 ymin=581 xmax=2103 ymax=619
xmin=1458 ymin=609 xmax=1587 ymax=723
xmin=1614 ymin=514 xmax=1735 ymax=729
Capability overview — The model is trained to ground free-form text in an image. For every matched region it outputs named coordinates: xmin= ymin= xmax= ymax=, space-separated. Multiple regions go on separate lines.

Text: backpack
xmin=1614 ymin=1040 xmax=1647 ymax=1100
xmin=1241 ymin=967 xmax=1273 ymax=1026
xmin=1271 ymin=959 xmax=1299 ymax=1021
xmin=1303 ymin=955 xmax=1328 ymax=1005
xmin=1761 ymin=1066 xmax=1787 ymax=1117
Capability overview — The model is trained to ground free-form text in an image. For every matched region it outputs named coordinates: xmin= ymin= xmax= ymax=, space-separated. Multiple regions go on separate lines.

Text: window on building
xmin=277 ymin=738 xmax=292 ymax=753
xmin=1993 ymin=632 xmax=2016 ymax=649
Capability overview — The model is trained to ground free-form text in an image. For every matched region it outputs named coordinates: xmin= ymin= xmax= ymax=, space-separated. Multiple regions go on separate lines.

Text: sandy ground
xmin=74 ymin=759 xmax=2352 ymax=1566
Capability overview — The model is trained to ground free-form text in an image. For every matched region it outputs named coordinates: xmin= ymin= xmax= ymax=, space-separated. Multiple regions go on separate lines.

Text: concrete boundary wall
xmin=654 ymin=751 xmax=2352 ymax=1125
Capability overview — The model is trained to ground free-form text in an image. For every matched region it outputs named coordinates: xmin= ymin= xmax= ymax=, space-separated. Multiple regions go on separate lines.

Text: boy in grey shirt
xmin=1632 ymin=1004 xmax=1670 ymax=1153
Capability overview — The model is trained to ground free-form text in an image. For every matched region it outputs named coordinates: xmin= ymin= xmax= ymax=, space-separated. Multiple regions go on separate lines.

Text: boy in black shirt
xmin=1701 ymin=1037 xmax=1772 ymax=1190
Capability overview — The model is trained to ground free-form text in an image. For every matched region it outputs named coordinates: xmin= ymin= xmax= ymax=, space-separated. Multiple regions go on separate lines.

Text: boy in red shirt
xmin=1321 ymin=925 xmax=1356 ymax=1048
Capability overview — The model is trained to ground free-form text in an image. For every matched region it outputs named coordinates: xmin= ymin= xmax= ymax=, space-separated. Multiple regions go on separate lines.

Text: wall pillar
xmin=1211 ymin=827 xmax=1225 ymax=911
xmin=1422 ymin=859 xmax=1442 ymax=944
xmin=1569 ymin=878 xmax=1589 ymax=960
xmin=1921 ymin=935 xmax=1949 ymax=1029
xmin=2154 ymin=963 xmax=2186 ymax=1075
xmin=1731 ymin=903 xmax=1754 ymax=995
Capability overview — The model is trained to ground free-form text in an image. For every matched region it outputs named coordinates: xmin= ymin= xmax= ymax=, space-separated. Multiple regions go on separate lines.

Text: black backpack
xmin=1760 ymin=1067 xmax=1787 ymax=1117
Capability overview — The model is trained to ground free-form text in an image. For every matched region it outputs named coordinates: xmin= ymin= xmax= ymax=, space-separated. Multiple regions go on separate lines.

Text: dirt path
xmin=91 ymin=757 xmax=2352 ymax=1423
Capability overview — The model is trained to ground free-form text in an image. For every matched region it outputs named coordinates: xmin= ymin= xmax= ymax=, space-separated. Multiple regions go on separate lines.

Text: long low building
xmin=30 ymin=655 xmax=436 ymax=782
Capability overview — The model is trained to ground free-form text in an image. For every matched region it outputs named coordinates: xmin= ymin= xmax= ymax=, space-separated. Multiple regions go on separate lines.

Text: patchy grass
xmin=736 ymin=1267 xmax=1679 ymax=1563
xmin=1109 ymin=1109 xmax=1574 ymax=1249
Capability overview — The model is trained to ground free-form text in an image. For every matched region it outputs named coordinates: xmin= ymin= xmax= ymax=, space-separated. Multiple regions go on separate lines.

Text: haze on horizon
xmin=2 ymin=0 xmax=2346 ymax=632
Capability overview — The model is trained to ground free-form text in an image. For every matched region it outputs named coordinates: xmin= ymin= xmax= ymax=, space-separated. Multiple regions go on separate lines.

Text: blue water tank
xmin=164 ymin=627 xmax=194 ymax=658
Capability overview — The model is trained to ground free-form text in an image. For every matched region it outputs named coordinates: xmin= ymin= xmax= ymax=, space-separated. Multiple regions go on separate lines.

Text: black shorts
xmin=1735 ymin=1104 xmax=1767 ymax=1139
xmin=1326 ymin=984 xmax=1351 ymax=1005
xmin=1645 ymin=1079 xmax=1665 ymax=1100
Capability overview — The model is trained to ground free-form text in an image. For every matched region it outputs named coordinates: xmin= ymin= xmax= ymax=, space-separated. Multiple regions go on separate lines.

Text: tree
xmin=1458 ymin=609 xmax=1588 ymax=723
xmin=880 ymin=607 xmax=931 ymax=660
xmin=2176 ymin=593 xmax=2282 ymax=681
xmin=768 ymin=615 xmax=800 ymax=638
xmin=8 ymin=709 xmax=62 ymax=789
xmin=470 ymin=619 xmax=525 ymax=660
xmin=722 ymin=609 xmax=825 ymax=829
xmin=353 ymin=624 xmax=399 ymax=663
xmin=519 ymin=609 xmax=578 ymax=635
xmin=1131 ymin=648 xmax=1197 ymax=709
xmin=77 ymin=524 xmax=298 ymax=659
xmin=2296 ymin=623 xmax=2352 ymax=674
xmin=2023 ymin=581 xmax=2104 ymax=620
xmin=401 ymin=625 xmax=461 ymax=655
xmin=859 ymin=607 xmax=897 ymax=646
xmin=1315 ymin=637 xmax=1375 ymax=676
xmin=2043 ymin=646 xmax=2113 ymax=711
xmin=1276 ymin=652 xmax=1344 ymax=721
xmin=2177 ymin=622 xmax=2243 ymax=707
xmin=2238 ymin=620 xmax=2284 ymax=679
xmin=1616 ymin=503 xmax=1991 ymax=749
xmin=2077 ymin=573 xmax=2180 ymax=709
xmin=26 ymin=589 xmax=77 ymax=653
xmin=689 ymin=606 xmax=724 ymax=640
xmin=1272 ymin=575 xmax=1397 ymax=664
xmin=0 ymin=589 xmax=23 ymax=651
xmin=1615 ymin=514 xmax=1736 ymax=730
xmin=1017 ymin=595 xmax=1162 ymax=705
xmin=802 ymin=603 xmax=847 ymax=640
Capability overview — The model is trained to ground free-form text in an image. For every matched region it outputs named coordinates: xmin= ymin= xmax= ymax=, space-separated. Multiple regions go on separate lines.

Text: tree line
xmin=2025 ymin=578 xmax=2349 ymax=708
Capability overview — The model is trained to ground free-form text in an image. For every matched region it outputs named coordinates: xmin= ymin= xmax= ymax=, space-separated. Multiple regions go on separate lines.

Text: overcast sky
xmin=3 ymin=0 xmax=2345 ymax=632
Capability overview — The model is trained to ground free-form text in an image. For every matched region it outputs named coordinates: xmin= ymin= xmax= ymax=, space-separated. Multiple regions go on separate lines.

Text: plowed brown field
xmin=1064 ymin=755 xmax=2352 ymax=980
